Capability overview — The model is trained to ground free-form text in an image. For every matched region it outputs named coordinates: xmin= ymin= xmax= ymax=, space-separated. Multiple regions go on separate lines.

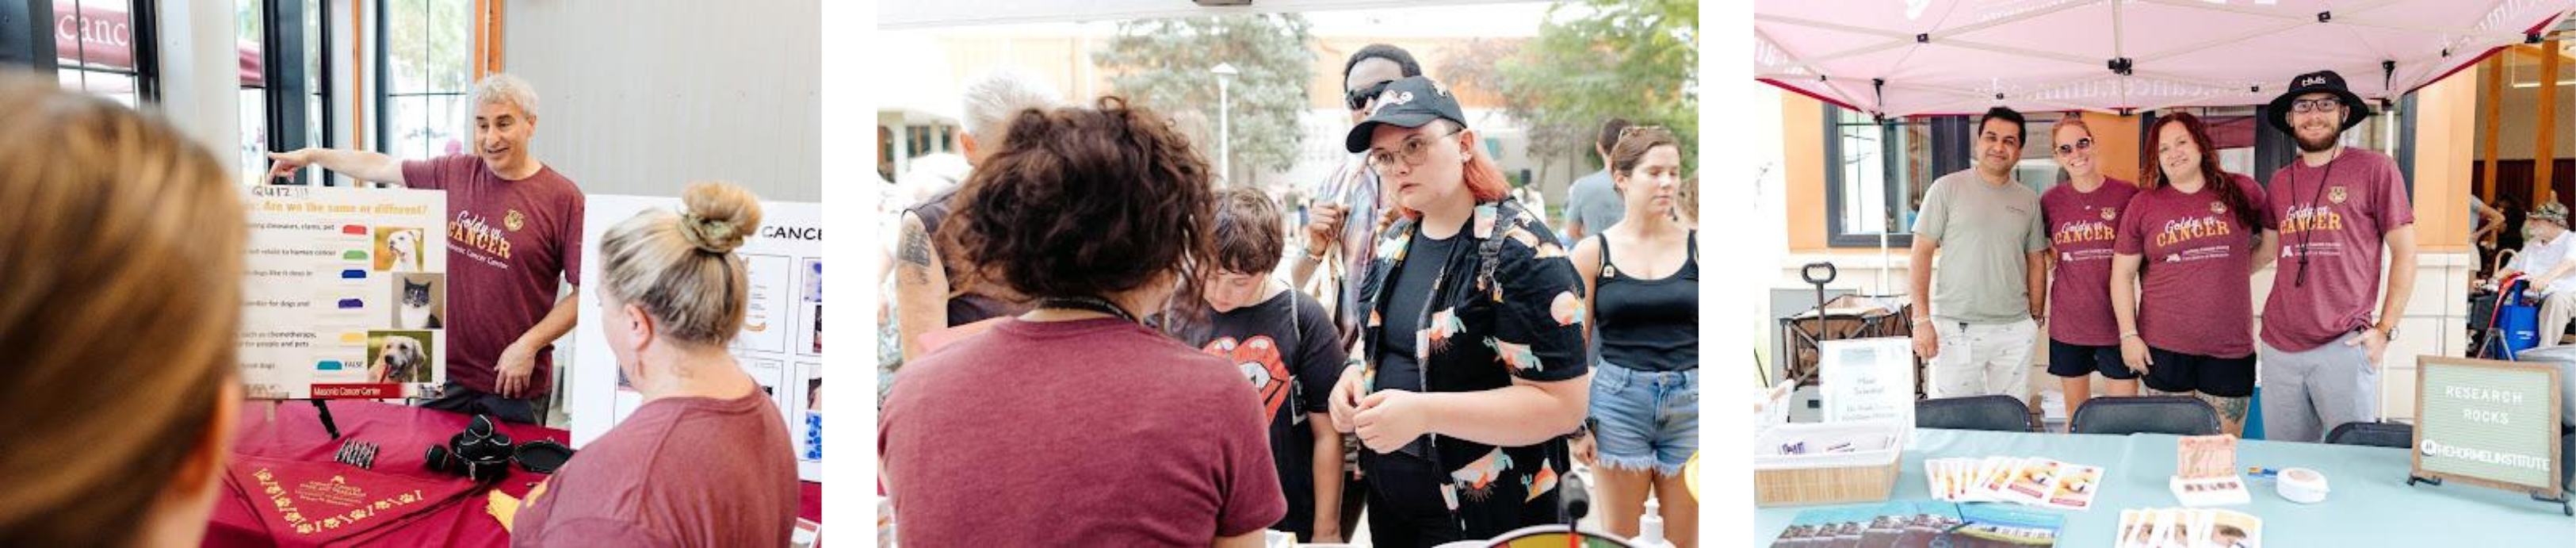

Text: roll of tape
xmin=2277 ymin=467 xmax=2329 ymax=504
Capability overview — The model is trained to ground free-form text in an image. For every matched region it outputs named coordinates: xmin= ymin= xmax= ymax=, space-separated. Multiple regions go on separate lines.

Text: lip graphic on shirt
xmin=1201 ymin=336 xmax=1291 ymax=423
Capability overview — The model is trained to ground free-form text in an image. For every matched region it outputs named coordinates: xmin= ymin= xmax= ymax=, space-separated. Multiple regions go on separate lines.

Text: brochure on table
xmin=239 ymin=186 xmax=448 ymax=400
xmin=2114 ymin=508 xmax=2262 ymax=548
xmin=1768 ymin=500 xmax=2065 ymax=547
xmin=568 ymin=195 xmax=824 ymax=482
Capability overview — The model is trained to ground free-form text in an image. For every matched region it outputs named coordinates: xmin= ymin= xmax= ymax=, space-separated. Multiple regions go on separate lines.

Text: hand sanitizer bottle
xmin=1632 ymin=499 xmax=1676 ymax=548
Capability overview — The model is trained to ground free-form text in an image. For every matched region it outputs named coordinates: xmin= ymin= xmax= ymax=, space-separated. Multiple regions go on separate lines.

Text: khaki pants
xmin=1928 ymin=318 xmax=2038 ymax=404
xmin=2540 ymin=292 xmax=2576 ymax=349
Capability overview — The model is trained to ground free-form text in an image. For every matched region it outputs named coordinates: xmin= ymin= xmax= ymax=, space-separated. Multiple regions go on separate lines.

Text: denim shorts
xmin=1588 ymin=362 xmax=1697 ymax=475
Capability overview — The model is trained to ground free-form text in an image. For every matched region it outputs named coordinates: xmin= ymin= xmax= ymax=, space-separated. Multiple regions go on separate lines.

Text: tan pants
xmin=2541 ymin=292 xmax=2576 ymax=349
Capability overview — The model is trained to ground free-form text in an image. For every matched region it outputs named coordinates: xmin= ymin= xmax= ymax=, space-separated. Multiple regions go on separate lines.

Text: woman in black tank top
xmin=1569 ymin=127 xmax=1699 ymax=546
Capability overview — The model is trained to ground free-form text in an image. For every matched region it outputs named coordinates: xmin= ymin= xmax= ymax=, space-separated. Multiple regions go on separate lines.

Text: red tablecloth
xmin=205 ymin=400 xmax=820 ymax=546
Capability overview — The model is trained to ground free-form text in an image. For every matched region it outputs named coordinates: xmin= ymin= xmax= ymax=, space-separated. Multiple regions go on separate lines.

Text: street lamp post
xmin=1212 ymin=62 xmax=1238 ymax=186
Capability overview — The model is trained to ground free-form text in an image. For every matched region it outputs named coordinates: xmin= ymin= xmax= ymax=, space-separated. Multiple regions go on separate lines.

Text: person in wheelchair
xmin=2494 ymin=202 xmax=2576 ymax=349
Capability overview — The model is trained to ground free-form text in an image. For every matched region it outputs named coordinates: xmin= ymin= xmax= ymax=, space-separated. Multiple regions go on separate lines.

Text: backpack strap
xmin=1474 ymin=201 xmax=1523 ymax=298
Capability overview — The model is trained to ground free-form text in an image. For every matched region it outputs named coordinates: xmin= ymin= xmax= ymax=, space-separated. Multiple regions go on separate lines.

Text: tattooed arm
xmin=894 ymin=213 xmax=949 ymax=362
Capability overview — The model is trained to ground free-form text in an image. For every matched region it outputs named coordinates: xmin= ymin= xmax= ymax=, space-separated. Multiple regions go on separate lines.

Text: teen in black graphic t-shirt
xmin=1171 ymin=186 xmax=1352 ymax=542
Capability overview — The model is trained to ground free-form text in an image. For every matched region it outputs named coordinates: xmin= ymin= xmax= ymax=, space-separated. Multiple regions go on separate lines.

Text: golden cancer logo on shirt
xmin=2100 ymin=207 xmax=2115 ymax=220
xmin=2328 ymin=186 xmax=2349 ymax=205
xmin=2209 ymin=201 xmax=2226 ymax=214
xmin=505 ymin=209 xmax=527 ymax=232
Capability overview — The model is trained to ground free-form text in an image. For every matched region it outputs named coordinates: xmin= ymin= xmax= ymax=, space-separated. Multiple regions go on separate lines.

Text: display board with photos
xmin=568 ymin=195 xmax=824 ymax=481
xmin=2410 ymin=356 xmax=2564 ymax=504
xmin=239 ymin=186 xmax=449 ymax=400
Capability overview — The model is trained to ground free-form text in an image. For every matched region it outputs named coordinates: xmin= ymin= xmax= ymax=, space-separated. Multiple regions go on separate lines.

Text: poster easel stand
xmin=2410 ymin=474 xmax=2573 ymax=515
xmin=310 ymin=399 xmax=342 ymax=439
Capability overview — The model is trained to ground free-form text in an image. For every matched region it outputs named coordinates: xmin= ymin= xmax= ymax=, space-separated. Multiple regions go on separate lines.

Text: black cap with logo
xmin=1344 ymin=75 xmax=1469 ymax=153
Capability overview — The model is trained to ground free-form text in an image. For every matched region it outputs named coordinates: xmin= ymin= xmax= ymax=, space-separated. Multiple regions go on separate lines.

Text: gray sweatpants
xmin=2256 ymin=331 xmax=2378 ymax=443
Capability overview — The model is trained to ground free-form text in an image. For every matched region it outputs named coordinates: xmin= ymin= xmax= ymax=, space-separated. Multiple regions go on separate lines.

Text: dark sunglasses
xmin=2054 ymin=137 xmax=2093 ymax=155
xmin=1344 ymin=80 xmax=1393 ymax=111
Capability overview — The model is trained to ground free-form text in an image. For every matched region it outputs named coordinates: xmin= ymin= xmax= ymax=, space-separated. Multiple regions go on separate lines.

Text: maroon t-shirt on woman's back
xmin=511 ymin=391 xmax=800 ymax=546
xmin=401 ymin=155 xmax=585 ymax=398
xmin=2114 ymin=174 xmax=2272 ymax=358
xmin=881 ymin=317 xmax=1286 ymax=546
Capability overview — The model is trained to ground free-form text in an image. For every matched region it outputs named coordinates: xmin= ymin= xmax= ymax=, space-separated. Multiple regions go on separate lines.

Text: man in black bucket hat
xmin=2255 ymin=69 xmax=2419 ymax=444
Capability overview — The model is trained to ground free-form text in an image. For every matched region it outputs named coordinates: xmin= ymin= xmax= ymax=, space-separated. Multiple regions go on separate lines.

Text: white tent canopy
xmin=881 ymin=0 xmax=1535 ymax=29
xmin=1756 ymin=0 xmax=2576 ymax=117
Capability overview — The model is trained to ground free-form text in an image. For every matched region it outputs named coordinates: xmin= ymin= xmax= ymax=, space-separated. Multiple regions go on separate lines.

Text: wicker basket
xmin=1753 ymin=422 xmax=1905 ymax=507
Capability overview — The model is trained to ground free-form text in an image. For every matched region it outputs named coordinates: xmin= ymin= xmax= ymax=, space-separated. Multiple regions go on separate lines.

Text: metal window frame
xmin=9 ymin=0 xmax=160 ymax=102
xmin=1821 ymin=106 xmax=1971 ymax=248
xmin=374 ymin=0 xmax=469 ymax=163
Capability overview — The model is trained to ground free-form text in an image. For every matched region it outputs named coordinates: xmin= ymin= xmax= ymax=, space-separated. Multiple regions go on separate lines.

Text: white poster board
xmin=568 ymin=195 xmax=824 ymax=482
xmin=239 ymin=186 xmax=449 ymax=400
xmin=1818 ymin=337 xmax=1916 ymax=427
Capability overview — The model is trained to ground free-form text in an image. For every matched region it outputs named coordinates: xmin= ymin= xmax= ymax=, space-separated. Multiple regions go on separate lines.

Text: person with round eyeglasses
xmin=1324 ymin=75 xmax=1590 ymax=546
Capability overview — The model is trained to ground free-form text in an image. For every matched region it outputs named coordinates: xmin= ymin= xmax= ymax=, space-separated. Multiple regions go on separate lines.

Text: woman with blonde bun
xmin=511 ymin=182 xmax=798 ymax=546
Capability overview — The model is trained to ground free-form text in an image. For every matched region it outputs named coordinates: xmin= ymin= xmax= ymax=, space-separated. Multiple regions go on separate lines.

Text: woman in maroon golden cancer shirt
xmin=2108 ymin=112 xmax=2279 ymax=437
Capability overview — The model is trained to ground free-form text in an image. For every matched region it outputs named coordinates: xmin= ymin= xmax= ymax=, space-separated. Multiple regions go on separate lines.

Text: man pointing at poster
xmin=267 ymin=73 xmax=586 ymax=425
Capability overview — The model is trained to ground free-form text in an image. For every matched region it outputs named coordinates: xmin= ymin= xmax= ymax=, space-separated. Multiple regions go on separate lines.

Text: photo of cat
xmin=375 ymin=227 xmax=426 ymax=272
xmin=367 ymin=330 xmax=435 ymax=384
xmin=391 ymin=274 xmax=445 ymax=329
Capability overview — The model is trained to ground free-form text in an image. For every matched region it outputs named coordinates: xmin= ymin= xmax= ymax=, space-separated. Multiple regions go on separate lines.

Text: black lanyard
xmin=2288 ymin=151 xmax=2344 ymax=287
xmin=1034 ymin=296 xmax=1138 ymax=324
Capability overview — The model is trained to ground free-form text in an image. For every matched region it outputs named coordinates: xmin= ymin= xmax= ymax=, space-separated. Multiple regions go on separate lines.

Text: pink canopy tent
xmin=1756 ymin=1 xmax=2576 ymax=117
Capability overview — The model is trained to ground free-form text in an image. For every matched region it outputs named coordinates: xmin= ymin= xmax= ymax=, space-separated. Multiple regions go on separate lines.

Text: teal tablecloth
xmin=1753 ymin=429 xmax=2576 ymax=546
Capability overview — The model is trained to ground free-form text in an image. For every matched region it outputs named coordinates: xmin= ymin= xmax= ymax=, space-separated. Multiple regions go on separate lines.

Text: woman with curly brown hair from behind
xmin=0 ymin=76 xmax=247 ymax=546
xmin=879 ymin=97 xmax=1283 ymax=547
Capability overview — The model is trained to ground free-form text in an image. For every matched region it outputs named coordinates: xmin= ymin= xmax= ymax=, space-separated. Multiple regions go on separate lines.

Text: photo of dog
xmin=367 ymin=330 xmax=435 ymax=384
xmin=376 ymin=227 xmax=426 ymax=272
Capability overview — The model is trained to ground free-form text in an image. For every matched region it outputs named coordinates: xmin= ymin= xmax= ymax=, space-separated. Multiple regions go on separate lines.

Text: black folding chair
xmin=1915 ymin=395 xmax=2036 ymax=432
xmin=2070 ymin=397 xmax=2219 ymax=436
xmin=2322 ymin=421 xmax=2414 ymax=449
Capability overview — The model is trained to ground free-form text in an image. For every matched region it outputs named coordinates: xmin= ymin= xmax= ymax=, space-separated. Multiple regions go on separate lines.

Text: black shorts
xmin=2141 ymin=347 xmax=2257 ymax=397
xmin=2047 ymin=339 xmax=2138 ymax=380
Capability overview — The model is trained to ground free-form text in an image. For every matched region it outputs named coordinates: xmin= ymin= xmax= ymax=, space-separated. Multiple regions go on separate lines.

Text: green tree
xmin=384 ymin=0 xmax=472 ymax=93
xmin=1093 ymin=14 xmax=1317 ymax=186
xmin=1499 ymin=0 xmax=1699 ymax=174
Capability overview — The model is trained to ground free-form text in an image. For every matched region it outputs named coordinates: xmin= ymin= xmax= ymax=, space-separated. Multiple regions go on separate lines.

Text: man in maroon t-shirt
xmin=2254 ymin=71 xmax=2418 ymax=443
xmin=268 ymin=74 xmax=584 ymax=424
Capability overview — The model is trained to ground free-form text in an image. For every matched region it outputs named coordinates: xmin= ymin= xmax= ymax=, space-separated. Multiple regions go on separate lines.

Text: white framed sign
xmin=1818 ymin=336 xmax=1916 ymax=427
xmin=239 ymin=186 xmax=448 ymax=400
xmin=568 ymin=195 xmax=824 ymax=482
xmin=2410 ymin=356 xmax=2563 ymax=508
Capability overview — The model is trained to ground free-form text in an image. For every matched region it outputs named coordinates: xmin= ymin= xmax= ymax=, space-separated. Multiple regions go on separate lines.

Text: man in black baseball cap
xmin=2254 ymin=69 xmax=2419 ymax=444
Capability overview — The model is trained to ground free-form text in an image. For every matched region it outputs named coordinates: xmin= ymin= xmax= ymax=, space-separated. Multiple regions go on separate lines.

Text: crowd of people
xmin=876 ymin=44 xmax=1699 ymax=546
xmin=0 ymin=72 xmax=800 ymax=546
xmin=1909 ymin=69 xmax=2420 ymax=443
